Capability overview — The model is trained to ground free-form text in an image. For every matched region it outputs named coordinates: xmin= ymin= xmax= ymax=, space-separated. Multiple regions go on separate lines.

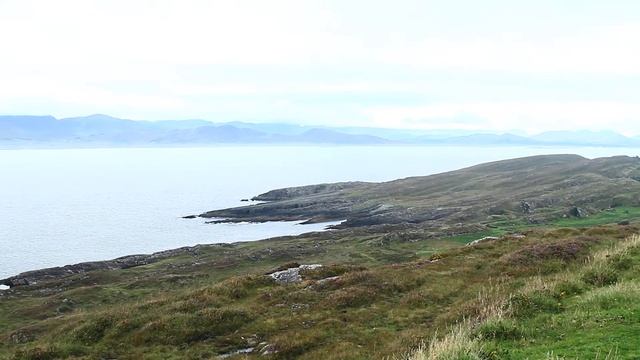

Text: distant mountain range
xmin=1 ymin=114 xmax=639 ymax=148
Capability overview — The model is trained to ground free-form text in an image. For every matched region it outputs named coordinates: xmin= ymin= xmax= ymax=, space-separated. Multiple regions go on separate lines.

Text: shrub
xmin=271 ymin=330 xmax=324 ymax=358
xmin=184 ymin=308 xmax=253 ymax=342
xmin=429 ymin=253 xmax=445 ymax=261
xmin=131 ymin=308 xmax=253 ymax=345
xmin=323 ymin=287 xmax=377 ymax=308
xmin=401 ymin=290 xmax=429 ymax=307
xmin=476 ymin=319 xmax=522 ymax=340
xmin=111 ymin=315 xmax=144 ymax=335
xmin=11 ymin=346 xmax=60 ymax=360
xmin=581 ymin=266 xmax=618 ymax=287
xmin=552 ymin=280 xmax=585 ymax=299
xmin=402 ymin=288 xmax=452 ymax=307
xmin=73 ymin=315 xmax=115 ymax=344
xmin=507 ymin=292 xmax=562 ymax=318
xmin=209 ymin=275 xmax=272 ymax=299
xmin=504 ymin=240 xmax=592 ymax=266
xmin=609 ymin=253 xmax=634 ymax=271
xmin=408 ymin=324 xmax=484 ymax=360
xmin=578 ymin=281 xmax=640 ymax=310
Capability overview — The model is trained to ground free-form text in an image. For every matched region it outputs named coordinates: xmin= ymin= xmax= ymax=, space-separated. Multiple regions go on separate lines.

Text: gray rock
xmin=467 ymin=236 xmax=500 ymax=246
xmin=268 ymin=264 xmax=322 ymax=284
xmin=569 ymin=206 xmax=587 ymax=218
xmin=10 ymin=331 xmax=33 ymax=344
xmin=508 ymin=234 xmax=526 ymax=239
xmin=259 ymin=343 xmax=277 ymax=356
xmin=217 ymin=347 xmax=254 ymax=359
xmin=316 ymin=276 xmax=340 ymax=284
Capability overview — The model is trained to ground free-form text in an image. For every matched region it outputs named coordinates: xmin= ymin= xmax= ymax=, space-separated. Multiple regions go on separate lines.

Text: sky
xmin=1 ymin=0 xmax=640 ymax=135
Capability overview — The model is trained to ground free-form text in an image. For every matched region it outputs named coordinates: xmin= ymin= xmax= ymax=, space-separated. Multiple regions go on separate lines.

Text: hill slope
xmin=2 ymin=225 xmax=639 ymax=359
xmin=200 ymin=155 xmax=640 ymax=227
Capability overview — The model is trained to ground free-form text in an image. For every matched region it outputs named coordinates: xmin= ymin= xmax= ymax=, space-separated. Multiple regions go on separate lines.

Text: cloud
xmin=396 ymin=24 xmax=640 ymax=74
xmin=4 ymin=1 xmax=639 ymax=73
xmin=1 ymin=1 xmax=640 ymax=132
xmin=363 ymin=101 xmax=640 ymax=135
xmin=0 ymin=0 xmax=342 ymax=66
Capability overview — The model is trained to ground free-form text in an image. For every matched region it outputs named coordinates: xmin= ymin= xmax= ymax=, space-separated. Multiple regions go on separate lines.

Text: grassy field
xmin=2 ymin=221 xmax=639 ymax=359
xmin=406 ymin=233 xmax=640 ymax=360
xmin=552 ymin=206 xmax=640 ymax=227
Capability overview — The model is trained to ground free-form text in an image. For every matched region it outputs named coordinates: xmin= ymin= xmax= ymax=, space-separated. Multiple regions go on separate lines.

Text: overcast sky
xmin=1 ymin=0 xmax=640 ymax=134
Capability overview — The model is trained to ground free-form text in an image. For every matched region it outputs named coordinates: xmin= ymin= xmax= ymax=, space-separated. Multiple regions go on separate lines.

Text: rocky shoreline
xmin=0 ymin=243 xmax=232 ymax=288
xmin=8 ymin=155 xmax=640 ymax=290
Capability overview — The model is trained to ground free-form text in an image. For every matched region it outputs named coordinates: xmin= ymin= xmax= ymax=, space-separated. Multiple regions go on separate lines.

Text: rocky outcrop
xmin=217 ymin=347 xmax=255 ymax=359
xmin=467 ymin=233 xmax=526 ymax=246
xmin=268 ymin=264 xmax=322 ymax=284
xmin=467 ymin=236 xmax=501 ymax=246
xmin=520 ymin=201 xmax=532 ymax=214
xmin=569 ymin=206 xmax=587 ymax=218
xmin=0 ymin=244 xmax=232 ymax=288
xmin=251 ymin=182 xmax=369 ymax=201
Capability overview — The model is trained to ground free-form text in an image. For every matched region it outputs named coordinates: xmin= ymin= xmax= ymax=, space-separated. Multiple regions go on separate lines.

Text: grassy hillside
xmin=201 ymin=155 xmax=640 ymax=228
xmin=2 ymin=224 xmax=639 ymax=359
xmin=2 ymin=155 xmax=640 ymax=359
xmin=405 ymin=233 xmax=640 ymax=360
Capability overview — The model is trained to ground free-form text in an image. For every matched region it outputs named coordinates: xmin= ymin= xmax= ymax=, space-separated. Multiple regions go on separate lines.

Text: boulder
xmin=268 ymin=264 xmax=322 ymax=284
xmin=569 ymin=207 xmax=587 ymax=218
xmin=467 ymin=236 xmax=500 ymax=246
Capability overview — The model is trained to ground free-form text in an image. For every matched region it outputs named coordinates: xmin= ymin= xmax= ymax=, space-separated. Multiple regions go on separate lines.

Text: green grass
xmin=407 ymin=232 xmax=640 ymax=360
xmin=3 ymin=224 xmax=639 ymax=359
xmin=483 ymin=241 xmax=640 ymax=359
xmin=1 ymin=206 xmax=639 ymax=359
xmin=552 ymin=206 xmax=640 ymax=228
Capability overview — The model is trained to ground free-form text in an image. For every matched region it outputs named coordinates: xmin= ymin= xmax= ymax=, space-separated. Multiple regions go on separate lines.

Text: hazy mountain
xmin=149 ymin=119 xmax=215 ymax=130
xmin=0 ymin=115 xmax=66 ymax=140
xmin=293 ymin=128 xmax=390 ymax=144
xmin=2 ymin=114 xmax=640 ymax=147
xmin=153 ymin=125 xmax=271 ymax=143
xmin=223 ymin=121 xmax=311 ymax=136
xmin=416 ymin=133 xmax=538 ymax=145
xmin=0 ymin=115 xmax=394 ymax=145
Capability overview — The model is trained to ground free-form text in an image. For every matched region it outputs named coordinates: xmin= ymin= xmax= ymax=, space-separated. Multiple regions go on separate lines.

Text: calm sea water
xmin=2 ymin=145 xmax=639 ymax=279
